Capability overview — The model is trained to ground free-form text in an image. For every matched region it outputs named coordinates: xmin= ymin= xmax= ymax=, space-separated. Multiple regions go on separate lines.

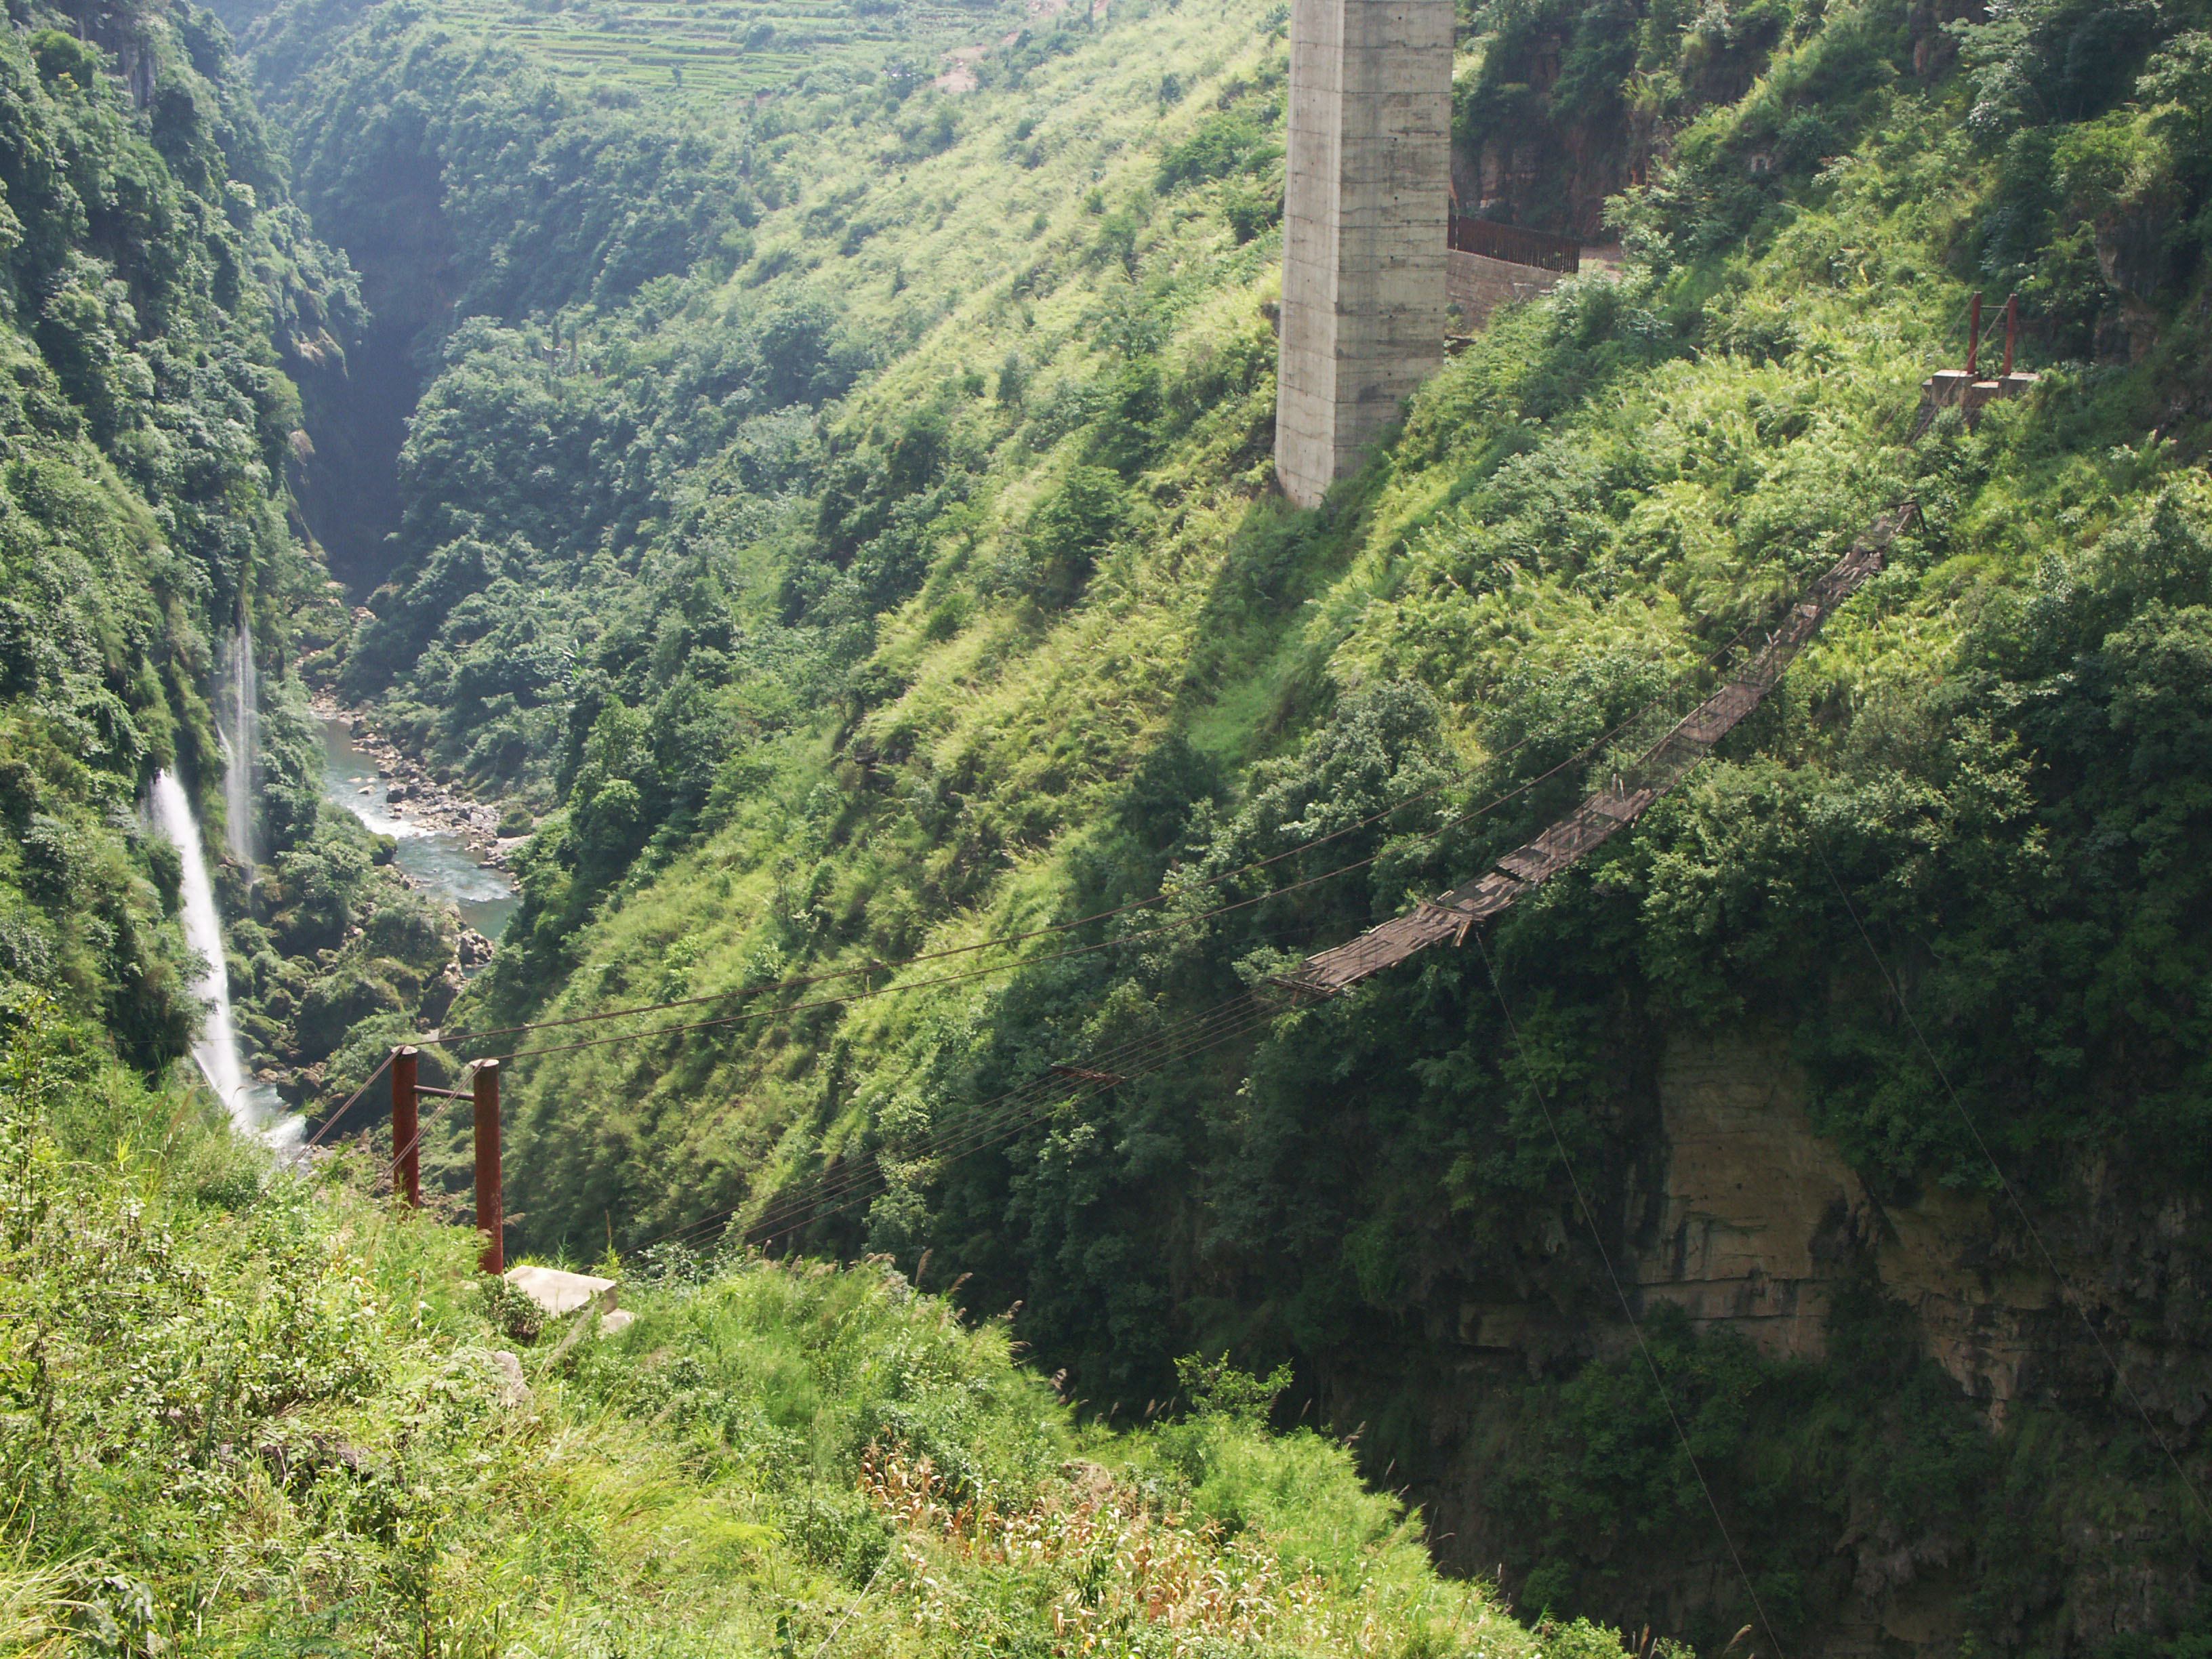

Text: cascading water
xmin=224 ymin=616 xmax=259 ymax=868
xmin=149 ymin=770 xmax=247 ymax=1111
xmin=148 ymin=769 xmax=300 ymax=1147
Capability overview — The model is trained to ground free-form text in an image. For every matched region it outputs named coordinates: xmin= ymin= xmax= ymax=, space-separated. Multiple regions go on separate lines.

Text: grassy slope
xmin=479 ymin=7 xmax=2027 ymax=1246
xmin=422 ymin=0 xmax=1031 ymax=107
xmin=415 ymin=0 xmax=1296 ymax=1195
xmin=1 ymin=1000 xmax=1558 ymax=1656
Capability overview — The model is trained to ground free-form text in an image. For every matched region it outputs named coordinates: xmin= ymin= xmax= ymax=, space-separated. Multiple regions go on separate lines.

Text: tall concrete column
xmin=1274 ymin=0 xmax=1453 ymax=509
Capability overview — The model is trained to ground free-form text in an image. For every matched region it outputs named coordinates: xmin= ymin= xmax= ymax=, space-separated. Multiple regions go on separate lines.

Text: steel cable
xmin=644 ymin=994 xmax=1266 ymax=1250
xmin=748 ymin=1001 xmax=1294 ymax=1244
xmin=464 ymin=654 xmax=1769 ymax=1072
xmin=301 ymin=1049 xmax=393 ymax=1153
xmin=644 ymin=992 xmax=1286 ymax=1255
xmin=731 ymin=994 xmax=1270 ymax=1237
xmin=418 ymin=591 xmax=1798 ymax=1058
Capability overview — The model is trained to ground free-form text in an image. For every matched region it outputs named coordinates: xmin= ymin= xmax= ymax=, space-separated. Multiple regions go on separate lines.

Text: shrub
xmin=1155 ymin=110 xmax=1277 ymax=190
xmin=1021 ymin=464 xmax=1129 ymax=607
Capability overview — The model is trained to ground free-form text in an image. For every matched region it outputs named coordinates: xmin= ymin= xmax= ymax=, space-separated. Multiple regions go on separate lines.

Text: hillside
xmin=0 ymin=15 xmax=1624 ymax=1647
xmin=223 ymin=0 xmax=2212 ymax=1642
xmin=9 ymin=0 xmax=2212 ymax=1647
xmin=1 ymin=998 xmax=1563 ymax=1652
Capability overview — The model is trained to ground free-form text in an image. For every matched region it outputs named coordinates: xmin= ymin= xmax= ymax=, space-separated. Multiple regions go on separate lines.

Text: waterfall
xmin=148 ymin=769 xmax=299 ymax=1147
xmin=223 ymin=616 xmax=258 ymax=868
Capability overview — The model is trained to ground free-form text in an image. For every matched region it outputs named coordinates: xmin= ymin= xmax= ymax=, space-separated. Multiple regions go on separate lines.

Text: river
xmin=317 ymin=716 xmax=521 ymax=942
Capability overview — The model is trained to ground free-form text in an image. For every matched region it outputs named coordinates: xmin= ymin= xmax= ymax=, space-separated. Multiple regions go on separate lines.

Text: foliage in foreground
xmin=0 ymin=996 xmax=1570 ymax=1656
xmin=223 ymin=0 xmax=2212 ymax=1640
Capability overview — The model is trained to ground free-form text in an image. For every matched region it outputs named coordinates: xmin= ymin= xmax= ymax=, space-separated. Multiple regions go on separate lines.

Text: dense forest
xmin=5 ymin=0 xmax=2212 ymax=1645
xmin=0 ymin=0 xmax=364 ymax=1052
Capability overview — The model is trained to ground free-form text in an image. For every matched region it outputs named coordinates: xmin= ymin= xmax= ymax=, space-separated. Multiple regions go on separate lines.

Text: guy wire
xmin=718 ymin=1003 xmax=1282 ymax=1252
xmin=650 ymin=996 xmax=1266 ymax=1251
xmin=460 ymin=660 xmax=1748 ymax=1074
xmin=643 ymin=991 xmax=1282 ymax=1254
xmin=414 ymin=592 xmax=1788 ymax=1061
xmin=302 ymin=1048 xmax=393 ymax=1153
xmin=739 ymin=994 xmax=1275 ymax=1235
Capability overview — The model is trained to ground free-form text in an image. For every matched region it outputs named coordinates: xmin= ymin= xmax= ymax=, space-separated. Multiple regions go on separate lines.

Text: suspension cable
xmin=418 ymin=590 xmax=1797 ymax=1058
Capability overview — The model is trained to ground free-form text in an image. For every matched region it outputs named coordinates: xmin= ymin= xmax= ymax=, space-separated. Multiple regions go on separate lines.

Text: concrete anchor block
xmin=1916 ymin=368 xmax=1977 ymax=432
xmin=1921 ymin=369 xmax=1971 ymax=407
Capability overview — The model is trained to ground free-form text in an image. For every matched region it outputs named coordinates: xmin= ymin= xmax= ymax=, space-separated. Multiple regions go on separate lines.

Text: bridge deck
xmin=1286 ymin=506 xmax=1916 ymax=998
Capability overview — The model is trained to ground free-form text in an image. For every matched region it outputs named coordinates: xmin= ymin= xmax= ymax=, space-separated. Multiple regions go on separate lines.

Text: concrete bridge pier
xmin=1274 ymin=0 xmax=1454 ymax=508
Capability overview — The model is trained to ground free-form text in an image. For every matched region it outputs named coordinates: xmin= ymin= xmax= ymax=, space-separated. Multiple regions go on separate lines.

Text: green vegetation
xmin=0 ymin=0 xmax=433 ymax=1099
xmin=8 ymin=0 xmax=2212 ymax=1642
xmin=1452 ymin=0 xmax=1799 ymax=237
xmin=189 ymin=0 xmax=2212 ymax=1639
xmin=218 ymin=0 xmax=1034 ymax=112
xmin=1 ymin=992 xmax=1566 ymax=1654
xmin=0 ymin=0 xmax=499 ymax=1115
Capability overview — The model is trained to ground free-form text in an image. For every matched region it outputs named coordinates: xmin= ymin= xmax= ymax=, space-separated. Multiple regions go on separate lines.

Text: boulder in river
xmin=422 ymin=962 xmax=466 ymax=1025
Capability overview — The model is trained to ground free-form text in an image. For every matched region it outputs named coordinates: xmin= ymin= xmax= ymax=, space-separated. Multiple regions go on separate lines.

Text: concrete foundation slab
xmin=506 ymin=1264 xmax=618 ymax=1317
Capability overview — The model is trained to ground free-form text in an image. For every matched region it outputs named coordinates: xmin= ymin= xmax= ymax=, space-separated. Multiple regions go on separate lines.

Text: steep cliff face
xmin=1641 ymin=1030 xmax=2210 ymax=1425
xmin=1329 ymin=1023 xmax=2209 ymax=1655
xmin=1636 ymin=1031 xmax=1867 ymax=1362
xmin=1450 ymin=0 xmax=1787 ymax=239
xmin=1450 ymin=0 xmax=1999 ymax=247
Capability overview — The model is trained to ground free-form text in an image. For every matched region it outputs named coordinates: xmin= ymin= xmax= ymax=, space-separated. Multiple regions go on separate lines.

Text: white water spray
xmin=148 ymin=769 xmax=300 ymax=1147
xmin=223 ymin=616 xmax=259 ymax=868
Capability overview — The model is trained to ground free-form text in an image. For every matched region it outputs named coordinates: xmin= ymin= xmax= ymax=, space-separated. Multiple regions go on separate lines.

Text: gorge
xmin=2 ymin=0 xmax=2210 ymax=1647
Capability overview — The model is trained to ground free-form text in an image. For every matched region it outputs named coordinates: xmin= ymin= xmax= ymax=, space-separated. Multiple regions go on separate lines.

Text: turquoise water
xmin=318 ymin=716 xmax=521 ymax=942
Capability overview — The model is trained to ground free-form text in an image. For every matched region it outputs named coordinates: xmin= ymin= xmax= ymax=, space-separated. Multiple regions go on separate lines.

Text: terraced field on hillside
xmin=429 ymin=0 xmax=1029 ymax=108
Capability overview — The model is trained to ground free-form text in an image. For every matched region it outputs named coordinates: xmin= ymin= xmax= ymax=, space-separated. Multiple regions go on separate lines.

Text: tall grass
xmin=0 ymin=996 xmax=1572 ymax=1654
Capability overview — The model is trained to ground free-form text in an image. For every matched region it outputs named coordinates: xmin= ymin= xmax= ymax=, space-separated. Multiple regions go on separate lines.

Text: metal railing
xmin=1448 ymin=214 xmax=1582 ymax=274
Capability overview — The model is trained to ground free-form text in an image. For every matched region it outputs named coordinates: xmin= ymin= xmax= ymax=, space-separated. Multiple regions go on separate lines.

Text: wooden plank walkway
xmin=1284 ymin=505 xmax=1917 ymax=997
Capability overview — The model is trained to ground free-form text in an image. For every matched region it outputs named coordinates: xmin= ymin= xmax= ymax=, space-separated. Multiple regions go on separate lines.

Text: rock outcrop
xmin=1322 ymin=1021 xmax=2209 ymax=1654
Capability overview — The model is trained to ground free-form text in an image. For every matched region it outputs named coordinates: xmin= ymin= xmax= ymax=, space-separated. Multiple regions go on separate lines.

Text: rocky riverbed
xmin=310 ymin=695 xmax=533 ymax=872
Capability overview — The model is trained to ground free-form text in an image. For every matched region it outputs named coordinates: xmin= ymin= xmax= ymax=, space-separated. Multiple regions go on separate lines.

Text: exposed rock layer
xmin=1319 ymin=1025 xmax=2209 ymax=1654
